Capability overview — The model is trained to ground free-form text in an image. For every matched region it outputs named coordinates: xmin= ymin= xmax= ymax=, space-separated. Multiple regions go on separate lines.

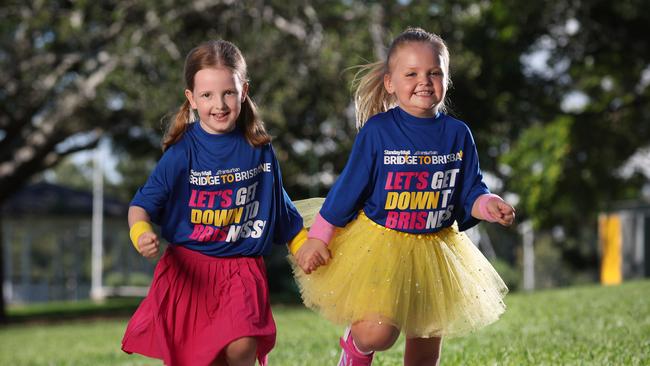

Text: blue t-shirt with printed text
xmin=131 ymin=122 xmax=303 ymax=257
xmin=320 ymin=106 xmax=489 ymax=233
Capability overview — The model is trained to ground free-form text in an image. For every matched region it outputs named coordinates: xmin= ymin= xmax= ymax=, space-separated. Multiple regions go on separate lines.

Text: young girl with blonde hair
xmin=292 ymin=27 xmax=515 ymax=365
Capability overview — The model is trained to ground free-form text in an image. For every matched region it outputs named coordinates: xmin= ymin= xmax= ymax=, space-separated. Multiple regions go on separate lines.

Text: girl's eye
xmin=406 ymin=72 xmax=416 ymax=77
xmin=202 ymin=93 xmax=211 ymax=98
xmin=430 ymin=71 xmax=443 ymax=76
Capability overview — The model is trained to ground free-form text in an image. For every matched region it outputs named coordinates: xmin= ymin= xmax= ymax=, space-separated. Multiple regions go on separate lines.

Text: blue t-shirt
xmin=320 ymin=107 xmax=489 ymax=233
xmin=131 ymin=122 xmax=303 ymax=256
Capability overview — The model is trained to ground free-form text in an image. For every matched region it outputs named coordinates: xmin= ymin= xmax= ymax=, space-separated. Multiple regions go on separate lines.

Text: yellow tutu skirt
xmin=291 ymin=210 xmax=508 ymax=338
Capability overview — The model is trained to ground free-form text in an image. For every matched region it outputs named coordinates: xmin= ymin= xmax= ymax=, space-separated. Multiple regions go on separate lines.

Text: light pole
xmin=90 ymin=139 xmax=105 ymax=301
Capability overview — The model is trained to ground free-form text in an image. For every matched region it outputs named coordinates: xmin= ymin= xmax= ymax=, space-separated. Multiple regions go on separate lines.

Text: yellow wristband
xmin=130 ymin=221 xmax=153 ymax=252
xmin=288 ymin=228 xmax=308 ymax=255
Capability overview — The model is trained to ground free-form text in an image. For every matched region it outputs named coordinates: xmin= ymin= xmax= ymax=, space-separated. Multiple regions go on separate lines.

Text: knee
xmin=352 ymin=322 xmax=400 ymax=352
xmin=224 ymin=337 xmax=257 ymax=364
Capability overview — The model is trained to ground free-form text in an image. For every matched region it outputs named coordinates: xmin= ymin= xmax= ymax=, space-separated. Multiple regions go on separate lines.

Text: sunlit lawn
xmin=0 ymin=280 xmax=648 ymax=365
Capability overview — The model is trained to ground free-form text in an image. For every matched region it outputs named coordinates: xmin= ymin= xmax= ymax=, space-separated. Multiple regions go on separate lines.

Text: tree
xmin=2 ymin=0 xmax=649 ymax=320
xmin=0 ymin=0 xmax=182 ymax=322
xmin=359 ymin=1 xmax=650 ymax=283
xmin=497 ymin=0 xmax=650 ymax=279
xmin=0 ymin=0 xmax=382 ymax=321
xmin=0 ymin=0 xmax=271 ymax=321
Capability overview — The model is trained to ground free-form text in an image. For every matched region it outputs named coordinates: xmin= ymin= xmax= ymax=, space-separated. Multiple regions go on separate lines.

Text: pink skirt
xmin=121 ymin=246 xmax=275 ymax=366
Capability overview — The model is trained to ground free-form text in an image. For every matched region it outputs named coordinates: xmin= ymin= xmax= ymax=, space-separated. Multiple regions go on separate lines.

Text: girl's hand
xmin=137 ymin=231 xmax=160 ymax=258
xmin=296 ymin=238 xmax=331 ymax=274
xmin=486 ymin=199 xmax=516 ymax=227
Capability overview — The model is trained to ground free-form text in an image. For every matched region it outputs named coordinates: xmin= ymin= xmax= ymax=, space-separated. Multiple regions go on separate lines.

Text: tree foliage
xmin=1 ymin=0 xmax=649 ymax=318
xmin=497 ymin=0 xmax=650 ymax=231
xmin=502 ymin=117 xmax=573 ymax=226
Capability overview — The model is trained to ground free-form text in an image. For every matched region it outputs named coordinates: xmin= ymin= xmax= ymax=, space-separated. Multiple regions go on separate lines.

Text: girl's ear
xmin=185 ymin=89 xmax=197 ymax=109
xmin=384 ymin=73 xmax=394 ymax=94
xmin=241 ymin=82 xmax=249 ymax=103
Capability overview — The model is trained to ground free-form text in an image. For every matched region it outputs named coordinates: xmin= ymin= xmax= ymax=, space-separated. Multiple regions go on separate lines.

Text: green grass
xmin=1 ymin=280 xmax=648 ymax=365
xmin=6 ymin=297 xmax=142 ymax=322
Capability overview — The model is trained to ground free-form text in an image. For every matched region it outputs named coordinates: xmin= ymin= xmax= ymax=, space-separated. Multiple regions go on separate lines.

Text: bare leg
xmin=210 ymin=353 xmax=228 ymax=366
xmin=350 ymin=317 xmax=401 ymax=353
xmin=215 ymin=336 xmax=257 ymax=366
xmin=404 ymin=336 xmax=442 ymax=366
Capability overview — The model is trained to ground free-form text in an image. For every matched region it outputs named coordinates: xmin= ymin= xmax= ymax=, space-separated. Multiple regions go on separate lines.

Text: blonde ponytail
xmin=351 ymin=61 xmax=394 ymax=129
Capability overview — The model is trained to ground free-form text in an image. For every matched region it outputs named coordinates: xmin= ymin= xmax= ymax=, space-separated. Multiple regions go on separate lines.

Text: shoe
xmin=337 ymin=327 xmax=374 ymax=366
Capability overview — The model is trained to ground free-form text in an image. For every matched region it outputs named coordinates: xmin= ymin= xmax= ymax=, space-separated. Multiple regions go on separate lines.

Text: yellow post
xmin=598 ymin=214 xmax=622 ymax=285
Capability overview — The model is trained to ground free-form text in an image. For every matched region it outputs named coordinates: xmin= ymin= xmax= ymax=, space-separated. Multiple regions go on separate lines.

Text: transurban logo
xmin=383 ymin=150 xmax=463 ymax=165
xmin=188 ymin=163 xmax=272 ymax=186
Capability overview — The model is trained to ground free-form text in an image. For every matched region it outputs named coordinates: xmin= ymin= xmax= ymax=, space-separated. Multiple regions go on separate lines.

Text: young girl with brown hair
xmin=122 ymin=40 xmax=306 ymax=366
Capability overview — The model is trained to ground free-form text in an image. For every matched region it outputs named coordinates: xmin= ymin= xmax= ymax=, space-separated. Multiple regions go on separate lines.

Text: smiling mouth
xmin=211 ymin=111 xmax=230 ymax=120
xmin=414 ymin=90 xmax=434 ymax=96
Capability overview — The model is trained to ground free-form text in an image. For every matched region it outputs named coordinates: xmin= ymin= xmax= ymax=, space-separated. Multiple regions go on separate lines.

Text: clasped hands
xmin=294 ymin=238 xmax=331 ymax=274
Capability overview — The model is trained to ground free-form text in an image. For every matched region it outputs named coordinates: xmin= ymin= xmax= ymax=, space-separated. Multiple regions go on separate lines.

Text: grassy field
xmin=0 ymin=280 xmax=648 ymax=365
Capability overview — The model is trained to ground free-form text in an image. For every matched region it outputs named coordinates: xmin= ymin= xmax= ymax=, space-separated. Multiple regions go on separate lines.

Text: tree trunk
xmin=0 ymin=215 xmax=6 ymax=324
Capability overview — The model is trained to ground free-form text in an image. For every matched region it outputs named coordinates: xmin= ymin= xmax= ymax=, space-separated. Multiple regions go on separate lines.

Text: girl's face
xmin=383 ymin=42 xmax=446 ymax=118
xmin=185 ymin=67 xmax=248 ymax=134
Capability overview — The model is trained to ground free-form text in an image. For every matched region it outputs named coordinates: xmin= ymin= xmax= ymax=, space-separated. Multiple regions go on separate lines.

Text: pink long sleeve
xmin=308 ymin=213 xmax=336 ymax=245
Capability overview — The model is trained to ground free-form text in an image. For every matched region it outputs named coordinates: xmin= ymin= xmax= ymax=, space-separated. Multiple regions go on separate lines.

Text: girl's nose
xmin=212 ymin=96 xmax=226 ymax=110
xmin=418 ymin=74 xmax=432 ymax=85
